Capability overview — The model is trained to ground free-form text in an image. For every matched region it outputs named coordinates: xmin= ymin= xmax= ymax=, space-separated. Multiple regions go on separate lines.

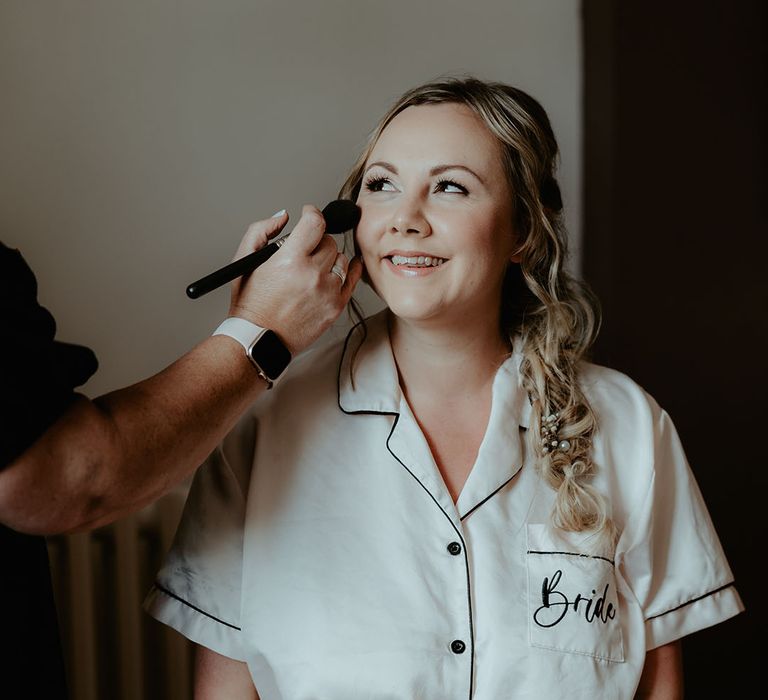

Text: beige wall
xmin=0 ymin=0 xmax=582 ymax=396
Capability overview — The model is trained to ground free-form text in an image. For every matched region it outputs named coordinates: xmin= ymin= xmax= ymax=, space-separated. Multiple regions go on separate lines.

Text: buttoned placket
xmin=337 ymin=313 xmax=533 ymax=699
xmin=386 ymin=397 xmax=475 ymax=699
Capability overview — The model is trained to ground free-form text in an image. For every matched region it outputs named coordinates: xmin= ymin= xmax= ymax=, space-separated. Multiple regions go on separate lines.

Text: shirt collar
xmin=337 ymin=310 xmax=531 ymax=430
xmin=337 ymin=309 xmax=401 ymax=415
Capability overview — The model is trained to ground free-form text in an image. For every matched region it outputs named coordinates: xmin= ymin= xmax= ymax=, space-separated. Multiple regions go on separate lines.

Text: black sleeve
xmin=0 ymin=241 xmax=98 ymax=467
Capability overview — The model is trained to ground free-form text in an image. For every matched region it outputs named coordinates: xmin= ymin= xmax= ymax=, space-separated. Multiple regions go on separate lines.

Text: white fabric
xmin=145 ymin=310 xmax=743 ymax=699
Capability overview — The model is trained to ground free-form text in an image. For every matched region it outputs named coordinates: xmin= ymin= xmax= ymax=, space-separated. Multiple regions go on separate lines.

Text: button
xmin=447 ymin=541 xmax=462 ymax=555
xmin=450 ymin=639 xmax=466 ymax=654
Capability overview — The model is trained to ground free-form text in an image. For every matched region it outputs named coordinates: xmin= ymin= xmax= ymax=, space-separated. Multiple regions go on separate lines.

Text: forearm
xmin=195 ymin=645 xmax=259 ymax=699
xmin=635 ymin=641 xmax=683 ymax=700
xmin=0 ymin=335 xmax=265 ymax=535
xmin=0 ymin=205 xmax=361 ymax=535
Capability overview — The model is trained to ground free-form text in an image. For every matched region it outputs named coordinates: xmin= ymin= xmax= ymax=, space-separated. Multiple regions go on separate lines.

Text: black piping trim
xmin=335 ymin=321 xmax=397 ymax=420
xmin=458 ymin=422 xmax=528 ymax=520
xmin=337 ymin=330 xmax=475 ymax=700
xmin=645 ymin=581 xmax=736 ymax=621
xmin=460 ymin=467 xmax=523 ymax=522
xmin=382 ymin=415 xmax=476 ymax=700
xmin=337 ymin=318 xmax=375 ymax=415
xmin=339 ymin=318 xmax=553 ymax=698
xmin=153 ymin=582 xmax=242 ymax=631
xmin=332 ymin=411 xmax=476 ymax=696
xmin=526 ymin=550 xmax=615 ymax=566
xmin=339 ymin=319 xmax=527 ymax=531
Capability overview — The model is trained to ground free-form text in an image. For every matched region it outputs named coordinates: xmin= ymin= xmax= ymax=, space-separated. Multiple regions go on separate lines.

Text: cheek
xmin=464 ymin=218 xmax=508 ymax=257
xmin=481 ymin=215 xmax=517 ymax=264
xmin=465 ymin=229 xmax=515 ymax=286
xmin=354 ymin=231 xmax=376 ymax=264
xmin=354 ymin=208 xmax=389 ymax=263
xmin=352 ymin=219 xmax=372 ymax=256
xmin=351 ymin=225 xmax=378 ymax=288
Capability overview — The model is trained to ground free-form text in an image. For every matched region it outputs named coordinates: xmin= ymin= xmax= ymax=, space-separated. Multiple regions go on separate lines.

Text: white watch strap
xmin=213 ymin=317 xmax=273 ymax=387
xmin=212 ymin=317 xmax=267 ymax=351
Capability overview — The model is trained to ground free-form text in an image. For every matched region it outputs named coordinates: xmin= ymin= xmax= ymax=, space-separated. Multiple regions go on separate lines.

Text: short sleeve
xmin=617 ymin=408 xmax=744 ymax=650
xmin=0 ymin=242 xmax=98 ymax=467
xmin=143 ymin=412 xmax=257 ymax=661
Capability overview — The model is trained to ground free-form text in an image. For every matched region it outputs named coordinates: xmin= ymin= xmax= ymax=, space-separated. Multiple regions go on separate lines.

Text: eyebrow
xmin=364 ymin=161 xmax=486 ymax=185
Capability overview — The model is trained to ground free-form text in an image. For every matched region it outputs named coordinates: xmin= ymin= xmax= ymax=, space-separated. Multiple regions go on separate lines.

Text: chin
xmin=383 ymin=296 xmax=444 ymax=323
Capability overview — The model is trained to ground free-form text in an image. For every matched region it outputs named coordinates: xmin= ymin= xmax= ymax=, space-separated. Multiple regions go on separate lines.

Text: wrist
xmin=213 ymin=317 xmax=292 ymax=389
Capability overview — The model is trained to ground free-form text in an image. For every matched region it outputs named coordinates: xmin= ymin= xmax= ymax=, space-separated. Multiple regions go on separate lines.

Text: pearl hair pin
xmin=541 ymin=412 xmax=571 ymax=453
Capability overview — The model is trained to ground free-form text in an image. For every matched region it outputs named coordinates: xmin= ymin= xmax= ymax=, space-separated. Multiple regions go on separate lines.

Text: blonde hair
xmin=339 ymin=77 xmax=614 ymax=547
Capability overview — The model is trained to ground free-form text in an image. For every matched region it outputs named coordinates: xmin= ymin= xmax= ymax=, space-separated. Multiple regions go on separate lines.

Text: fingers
xmin=281 ymin=204 xmax=326 ymax=256
xmin=232 ymin=210 xmax=289 ymax=262
xmin=313 ymin=234 xmax=340 ymax=269
xmin=340 ymin=255 xmax=363 ymax=302
xmin=329 ymin=252 xmax=349 ymax=285
xmin=226 ymin=203 xmax=363 ymax=356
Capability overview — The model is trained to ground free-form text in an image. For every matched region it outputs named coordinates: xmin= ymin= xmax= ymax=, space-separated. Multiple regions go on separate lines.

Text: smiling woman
xmin=355 ymin=103 xmax=518 ymax=330
xmin=144 ymin=77 xmax=743 ymax=700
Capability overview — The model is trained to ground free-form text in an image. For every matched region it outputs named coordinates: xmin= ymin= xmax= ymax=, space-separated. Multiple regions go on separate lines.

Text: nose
xmin=389 ymin=194 xmax=431 ymax=237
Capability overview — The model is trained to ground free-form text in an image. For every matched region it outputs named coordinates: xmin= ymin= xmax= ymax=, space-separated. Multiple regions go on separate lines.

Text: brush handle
xmin=186 ymin=239 xmax=286 ymax=299
xmin=186 ymin=199 xmax=360 ymax=299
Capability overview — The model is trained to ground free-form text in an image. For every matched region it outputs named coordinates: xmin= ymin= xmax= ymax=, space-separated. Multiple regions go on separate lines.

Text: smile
xmin=387 ymin=255 xmax=447 ymax=267
xmin=383 ymin=255 xmax=448 ymax=279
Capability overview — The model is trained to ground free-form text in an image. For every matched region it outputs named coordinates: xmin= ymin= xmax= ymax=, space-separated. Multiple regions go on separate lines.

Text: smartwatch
xmin=213 ymin=317 xmax=291 ymax=389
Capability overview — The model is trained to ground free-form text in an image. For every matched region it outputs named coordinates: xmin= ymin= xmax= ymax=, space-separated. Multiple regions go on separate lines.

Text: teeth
xmin=390 ymin=255 xmax=446 ymax=267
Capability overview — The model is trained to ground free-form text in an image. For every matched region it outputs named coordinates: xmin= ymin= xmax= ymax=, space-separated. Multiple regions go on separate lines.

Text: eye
xmin=364 ymin=175 xmax=396 ymax=192
xmin=435 ymin=179 xmax=468 ymax=194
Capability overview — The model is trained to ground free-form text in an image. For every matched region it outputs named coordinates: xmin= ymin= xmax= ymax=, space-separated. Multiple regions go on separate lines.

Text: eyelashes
xmin=437 ymin=179 xmax=469 ymax=194
xmin=363 ymin=176 xmax=392 ymax=192
xmin=363 ymin=175 xmax=468 ymax=195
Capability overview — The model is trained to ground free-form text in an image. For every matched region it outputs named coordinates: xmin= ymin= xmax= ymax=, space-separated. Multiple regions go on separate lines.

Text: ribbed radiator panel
xmin=47 ymin=487 xmax=193 ymax=700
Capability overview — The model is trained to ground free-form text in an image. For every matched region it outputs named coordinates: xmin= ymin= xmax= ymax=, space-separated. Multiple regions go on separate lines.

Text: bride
xmin=146 ymin=77 xmax=742 ymax=699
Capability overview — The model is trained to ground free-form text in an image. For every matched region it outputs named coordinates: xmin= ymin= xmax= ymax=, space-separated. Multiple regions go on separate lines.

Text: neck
xmin=388 ymin=310 xmax=511 ymax=404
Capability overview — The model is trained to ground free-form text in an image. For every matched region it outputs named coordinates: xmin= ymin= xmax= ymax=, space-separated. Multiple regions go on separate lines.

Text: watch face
xmin=249 ymin=330 xmax=291 ymax=380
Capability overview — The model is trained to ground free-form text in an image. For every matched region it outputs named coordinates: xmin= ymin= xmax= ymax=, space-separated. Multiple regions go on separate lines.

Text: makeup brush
xmin=186 ymin=199 xmax=360 ymax=299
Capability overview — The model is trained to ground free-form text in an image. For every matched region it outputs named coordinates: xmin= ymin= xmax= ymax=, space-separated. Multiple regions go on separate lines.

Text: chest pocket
xmin=526 ymin=524 xmax=624 ymax=662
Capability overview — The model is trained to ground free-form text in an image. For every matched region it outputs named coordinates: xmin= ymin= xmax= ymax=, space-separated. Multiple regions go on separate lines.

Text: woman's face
xmin=355 ymin=103 xmax=519 ymax=330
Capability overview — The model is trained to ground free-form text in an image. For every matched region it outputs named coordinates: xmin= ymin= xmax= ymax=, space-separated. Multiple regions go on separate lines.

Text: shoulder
xmin=217 ymin=332 xmax=348 ymax=479
xmin=578 ymin=361 xmax=664 ymax=432
xmin=576 ymin=362 xmax=672 ymax=519
xmin=284 ymin=332 xmax=347 ymax=387
xmin=249 ymin=330 xmax=348 ymax=420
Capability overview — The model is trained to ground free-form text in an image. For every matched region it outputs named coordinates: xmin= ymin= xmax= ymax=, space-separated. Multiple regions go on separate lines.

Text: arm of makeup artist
xmin=0 ymin=205 xmax=362 ymax=535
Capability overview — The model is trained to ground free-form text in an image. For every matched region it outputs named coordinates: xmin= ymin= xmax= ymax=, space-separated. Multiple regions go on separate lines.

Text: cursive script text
xmin=533 ymin=569 xmax=617 ymax=628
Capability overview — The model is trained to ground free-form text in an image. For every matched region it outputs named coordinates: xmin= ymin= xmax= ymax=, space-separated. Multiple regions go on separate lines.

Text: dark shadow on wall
xmin=582 ymin=0 xmax=765 ymax=695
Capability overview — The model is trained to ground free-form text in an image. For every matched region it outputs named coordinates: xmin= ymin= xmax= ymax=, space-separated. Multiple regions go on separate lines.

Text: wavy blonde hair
xmin=339 ymin=77 xmax=614 ymax=547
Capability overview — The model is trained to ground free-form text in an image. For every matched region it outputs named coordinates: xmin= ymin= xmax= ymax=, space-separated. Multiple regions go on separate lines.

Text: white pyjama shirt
xmin=145 ymin=310 xmax=743 ymax=699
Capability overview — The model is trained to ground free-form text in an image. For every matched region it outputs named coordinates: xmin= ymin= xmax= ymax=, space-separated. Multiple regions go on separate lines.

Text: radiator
xmin=46 ymin=486 xmax=193 ymax=700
